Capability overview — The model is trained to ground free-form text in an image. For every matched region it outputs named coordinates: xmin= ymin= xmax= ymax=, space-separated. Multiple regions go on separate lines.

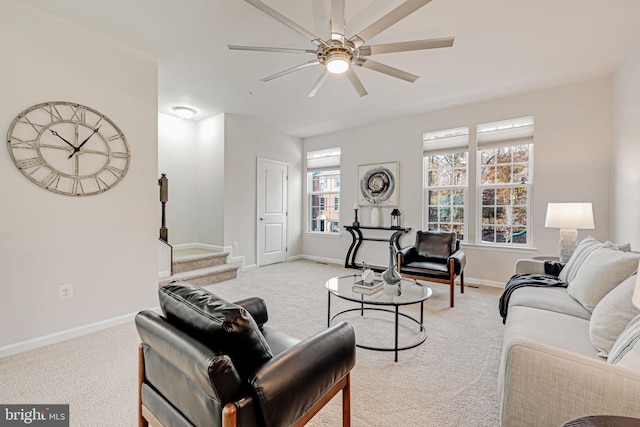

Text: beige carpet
xmin=0 ymin=260 xmax=504 ymax=426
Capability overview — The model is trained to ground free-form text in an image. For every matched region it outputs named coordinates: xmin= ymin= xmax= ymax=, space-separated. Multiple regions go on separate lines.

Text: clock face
xmin=6 ymin=101 xmax=130 ymax=196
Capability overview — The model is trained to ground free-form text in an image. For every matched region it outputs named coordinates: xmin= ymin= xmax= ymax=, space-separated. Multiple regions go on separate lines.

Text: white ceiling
xmin=18 ymin=0 xmax=640 ymax=138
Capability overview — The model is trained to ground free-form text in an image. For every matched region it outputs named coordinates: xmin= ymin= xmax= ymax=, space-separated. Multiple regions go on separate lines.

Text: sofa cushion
xmin=415 ymin=231 xmax=455 ymax=260
xmin=159 ymin=281 xmax=273 ymax=382
xmin=566 ymin=247 xmax=639 ymax=312
xmin=590 ymin=275 xmax=640 ymax=357
xmin=608 ymin=314 xmax=640 ymax=370
xmin=507 ymin=286 xmax=591 ymax=320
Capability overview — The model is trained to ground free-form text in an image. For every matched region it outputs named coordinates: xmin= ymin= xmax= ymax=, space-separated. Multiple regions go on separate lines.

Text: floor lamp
xmin=545 ymin=203 xmax=594 ymax=263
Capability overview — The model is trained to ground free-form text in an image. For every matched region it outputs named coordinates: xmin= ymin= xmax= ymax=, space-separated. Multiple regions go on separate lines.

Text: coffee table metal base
xmin=328 ymin=300 xmax=427 ymax=362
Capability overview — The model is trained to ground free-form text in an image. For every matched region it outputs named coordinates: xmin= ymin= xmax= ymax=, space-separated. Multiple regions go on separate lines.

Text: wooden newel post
xmin=159 ymin=174 xmax=169 ymax=242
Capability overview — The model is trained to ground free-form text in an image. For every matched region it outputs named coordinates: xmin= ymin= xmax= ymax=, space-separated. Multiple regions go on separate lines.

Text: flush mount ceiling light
xmin=172 ymin=106 xmax=197 ymax=120
xmin=228 ymin=0 xmax=455 ymax=97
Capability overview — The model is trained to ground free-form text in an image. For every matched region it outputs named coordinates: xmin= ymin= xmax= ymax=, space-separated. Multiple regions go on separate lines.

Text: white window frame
xmin=423 ymin=127 xmax=469 ymax=241
xmin=306 ymin=148 xmax=341 ymax=235
xmin=475 ymin=117 xmax=535 ymax=247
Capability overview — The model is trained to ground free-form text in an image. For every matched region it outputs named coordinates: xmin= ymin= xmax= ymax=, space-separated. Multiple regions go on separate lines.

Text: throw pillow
xmin=558 ymin=236 xmax=602 ymax=284
xmin=608 ymin=314 xmax=640 ymax=369
xmin=567 ymin=247 xmax=640 ymax=312
xmin=159 ymin=281 xmax=273 ymax=382
xmin=589 ymin=275 xmax=640 ymax=357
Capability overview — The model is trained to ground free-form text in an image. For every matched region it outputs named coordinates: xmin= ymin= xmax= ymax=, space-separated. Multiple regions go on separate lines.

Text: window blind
xmin=423 ymin=127 xmax=469 ymax=155
xmin=477 ymin=116 xmax=534 ymax=149
xmin=307 ymin=147 xmax=340 ymax=171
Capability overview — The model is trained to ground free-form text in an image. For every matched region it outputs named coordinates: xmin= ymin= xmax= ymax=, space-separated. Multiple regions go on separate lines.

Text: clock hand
xmin=49 ymin=129 xmax=76 ymax=149
xmin=68 ymin=126 xmax=100 ymax=159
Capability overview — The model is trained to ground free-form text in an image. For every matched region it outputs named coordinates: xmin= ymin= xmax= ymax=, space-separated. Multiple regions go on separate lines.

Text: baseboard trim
xmin=301 ymin=255 xmax=343 ymax=266
xmin=0 ymin=306 xmax=160 ymax=358
xmin=466 ymin=277 xmax=505 ymax=288
xmin=287 ymin=254 xmax=304 ymax=262
xmin=173 ymin=242 xmax=226 ymax=252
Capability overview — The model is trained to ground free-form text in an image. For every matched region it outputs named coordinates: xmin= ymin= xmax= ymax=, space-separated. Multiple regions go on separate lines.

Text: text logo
xmin=0 ymin=405 xmax=69 ymax=426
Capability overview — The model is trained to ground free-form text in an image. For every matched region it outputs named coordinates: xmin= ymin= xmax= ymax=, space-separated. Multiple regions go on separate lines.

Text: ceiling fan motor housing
xmin=317 ymin=41 xmax=357 ymax=72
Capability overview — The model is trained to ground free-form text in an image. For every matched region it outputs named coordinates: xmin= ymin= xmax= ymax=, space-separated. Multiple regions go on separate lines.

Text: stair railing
xmin=158 ymin=174 xmax=173 ymax=277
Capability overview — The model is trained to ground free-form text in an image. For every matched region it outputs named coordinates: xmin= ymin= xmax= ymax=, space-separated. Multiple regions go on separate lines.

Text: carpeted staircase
xmin=159 ymin=248 xmax=239 ymax=287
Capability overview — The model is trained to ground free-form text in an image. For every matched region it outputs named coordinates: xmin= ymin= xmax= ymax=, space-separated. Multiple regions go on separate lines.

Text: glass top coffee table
xmin=326 ymin=274 xmax=432 ymax=362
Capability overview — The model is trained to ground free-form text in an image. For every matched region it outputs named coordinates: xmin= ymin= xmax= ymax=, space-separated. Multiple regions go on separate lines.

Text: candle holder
xmin=353 ymin=208 xmax=360 ymax=227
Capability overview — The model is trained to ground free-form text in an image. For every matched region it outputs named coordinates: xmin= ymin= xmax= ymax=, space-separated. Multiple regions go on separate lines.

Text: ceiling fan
xmin=229 ymin=0 xmax=455 ymax=97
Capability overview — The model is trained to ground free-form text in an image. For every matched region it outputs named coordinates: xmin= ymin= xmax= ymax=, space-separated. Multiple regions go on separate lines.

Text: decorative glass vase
xmin=370 ymin=206 xmax=380 ymax=227
xmin=381 ymin=245 xmax=402 ymax=286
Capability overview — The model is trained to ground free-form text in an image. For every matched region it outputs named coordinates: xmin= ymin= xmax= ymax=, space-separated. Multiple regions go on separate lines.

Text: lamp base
xmin=558 ymin=228 xmax=578 ymax=263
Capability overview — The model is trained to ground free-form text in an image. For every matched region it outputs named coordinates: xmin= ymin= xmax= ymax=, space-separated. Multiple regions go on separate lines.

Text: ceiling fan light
xmin=326 ymin=56 xmax=350 ymax=74
xmin=172 ymin=106 xmax=197 ymax=120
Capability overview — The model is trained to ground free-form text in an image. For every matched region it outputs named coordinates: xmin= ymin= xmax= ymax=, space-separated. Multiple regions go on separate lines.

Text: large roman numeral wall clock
xmin=6 ymin=101 xmax=130 ymax=196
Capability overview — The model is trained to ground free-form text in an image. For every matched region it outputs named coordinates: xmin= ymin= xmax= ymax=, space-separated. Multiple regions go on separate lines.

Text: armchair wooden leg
xmin=138 ymin=344 xmax=148 ymax=427
xmin=343 ymin=373 xmax=351 ymax=427
xmin=460 ymin=271 xmax=464 ymax=294
xmin=450 ymin=280 xmax=454 ymax=308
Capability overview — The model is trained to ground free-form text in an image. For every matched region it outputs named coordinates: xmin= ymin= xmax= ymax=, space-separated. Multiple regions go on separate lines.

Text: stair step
xmin=160 ymin=264 xmax=239 ymax=287
xmin=172 ymin=251 xmax=229 ymax=274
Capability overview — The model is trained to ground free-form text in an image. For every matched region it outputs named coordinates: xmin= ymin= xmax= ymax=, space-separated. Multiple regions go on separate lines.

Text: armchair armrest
xmin=515 ymin=259 xmax=545 ymax=275
xmin=398 ymin=246 xmax=419 ymax=264
xmin=249 ymin=322 xmax=356 ymax=427
xmin=234 ymin=297 xmax=268 ymax=328
xmin=448 ymin=249 xmax=466 ymax=275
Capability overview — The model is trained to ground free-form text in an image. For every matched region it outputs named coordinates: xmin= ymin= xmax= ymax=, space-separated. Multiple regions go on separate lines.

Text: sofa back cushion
xmin=159 ymin=281 xmax=273 ymax=382
xmin=608 ymin=314 xmax=640 ymax=370
xmin=559 ymin=236 xmax=603 ymax=284
xmin=589 ymin=274 xmax=640 ymax=357
xmin=415 ymin=231 xmax=456 ymax=260
xmin=567 ymin=247 xmax=640 ymax=312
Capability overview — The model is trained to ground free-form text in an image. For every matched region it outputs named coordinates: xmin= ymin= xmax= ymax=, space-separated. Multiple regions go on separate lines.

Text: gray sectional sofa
xmin=498 ymin=238 xmax=640 ymax=426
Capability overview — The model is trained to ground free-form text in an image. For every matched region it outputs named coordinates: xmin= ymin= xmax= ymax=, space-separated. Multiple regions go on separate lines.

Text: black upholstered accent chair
xmin=396 ymin=231 xmax=466 ymax=307
xmin=136 ymin=281 xmax=356 ymax=427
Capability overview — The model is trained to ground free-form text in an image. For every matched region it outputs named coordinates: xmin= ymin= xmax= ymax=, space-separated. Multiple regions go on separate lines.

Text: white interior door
xmin=257 ymin=158 xmax=288 ymax=267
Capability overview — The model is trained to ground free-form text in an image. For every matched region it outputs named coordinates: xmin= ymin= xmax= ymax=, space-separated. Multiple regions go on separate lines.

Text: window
xmin=422 ymin=117 xmax=534 ymax=247
xmin=423 ymin=127 xmax=469 ymax=240
xmin=477 ymin=117 xmax=534 ymax=246
xmin=307 ymin=148 xmax=340 ymax=233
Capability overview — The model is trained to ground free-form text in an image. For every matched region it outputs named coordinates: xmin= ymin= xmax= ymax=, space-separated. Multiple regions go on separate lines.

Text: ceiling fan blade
xmin=359 ymin=37 xmax=455 ymax=56
xmin=260 ymin=59 xmax=320 ymax=82
xmin=308 ymin=69 xmax=329 ymax=97
xmin=357 ymin=58 xmax=419 ymax=83
xmin=244 ymin=0 xmax=325 ymax=45
xmin=349 ymin=0 xmax=433 ymax=47
xmin=228 ymin=45 xmax=317 ymax=55
xmin=330 ymin=0 xmax=346 ymax=40
xmin=345 ymin=68 xmax=368 ymax=97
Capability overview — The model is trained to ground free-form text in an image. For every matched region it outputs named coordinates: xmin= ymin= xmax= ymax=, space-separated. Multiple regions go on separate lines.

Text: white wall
xmin=224 ymin=114 xmax=303 ymax=268
xmin=612 ymin=39 xmax=640 ymax=249
xmin=303 ymin=77 xmax=614 ymax=285
xmin=158 ymin=114 xmax=199 ymax=244
xmin=196 ymin=115 xmax=225 ymax=246
xmin=0 ymin=1 xmax=158 ymax=350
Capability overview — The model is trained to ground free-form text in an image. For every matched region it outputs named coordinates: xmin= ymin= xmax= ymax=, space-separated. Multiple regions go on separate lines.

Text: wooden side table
xmin=562 ymin=415 xmax=640 ymax=426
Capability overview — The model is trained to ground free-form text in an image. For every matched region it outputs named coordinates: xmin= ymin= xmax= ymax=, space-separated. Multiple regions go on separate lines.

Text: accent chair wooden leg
xmin=460 ymin=271 xmax=465 ymax=293
xmin=450 ymin=280 xmax=454 ymax=307
xmin=343 ymin=373 xmax=351 ymax=427
xmin=222 ymin=403 xmax=238 ymax=427
xmin=138 ymin=344 xmax=148 ymax=427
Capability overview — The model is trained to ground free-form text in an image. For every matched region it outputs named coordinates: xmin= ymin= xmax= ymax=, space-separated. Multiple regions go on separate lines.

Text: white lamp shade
xmin=633 ymin=261 xmax=640 ymax=309
xmin=545 ymin=203 xmax=595 ymax=229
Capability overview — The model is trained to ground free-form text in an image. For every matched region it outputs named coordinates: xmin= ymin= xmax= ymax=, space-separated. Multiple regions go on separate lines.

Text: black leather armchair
xmin=396 ymin=231 xmax=466 ymax=307
xmin=136 ymin=281 xmax=356 ymax=427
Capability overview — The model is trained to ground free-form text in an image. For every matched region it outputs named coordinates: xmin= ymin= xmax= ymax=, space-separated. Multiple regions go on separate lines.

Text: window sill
xmin=460 ymin=242 xmax=537 ymax=253
xmin=304 ymin=232 xmax=342 ymax=238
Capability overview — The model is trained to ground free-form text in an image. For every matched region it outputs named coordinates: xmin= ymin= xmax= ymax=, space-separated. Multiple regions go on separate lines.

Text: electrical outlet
xmin=233 ymin=242 xmax=238 ymax=249
xmin=59 ymin=284 xmax=73 ymax=300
